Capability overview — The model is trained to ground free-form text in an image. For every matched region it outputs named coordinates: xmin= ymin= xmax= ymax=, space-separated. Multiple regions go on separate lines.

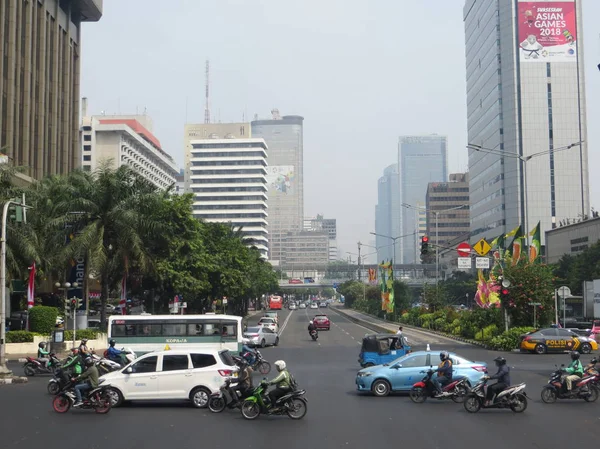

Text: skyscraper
xmin=0 ymin=0 xmax=103 ymax=179
xmin=375 ymin=164 xmax=401 ymax=264
xmin=464 ymin=0 xmax=589 ymax=243
xmin=398 ymin=135 xmax=448 ymax=263
xmin=251 ymin=111 xmax=304 ymax=265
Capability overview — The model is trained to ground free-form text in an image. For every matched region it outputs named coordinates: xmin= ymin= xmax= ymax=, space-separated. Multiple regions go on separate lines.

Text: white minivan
xmin=100 ymin=349 xmax=238 ymax=408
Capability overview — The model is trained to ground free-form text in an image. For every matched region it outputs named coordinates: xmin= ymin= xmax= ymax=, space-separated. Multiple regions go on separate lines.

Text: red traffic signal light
xmin=502 ymin=289 xmax=509 ymax=295
xmin=422 ymin=236 xmax=429 ymax=243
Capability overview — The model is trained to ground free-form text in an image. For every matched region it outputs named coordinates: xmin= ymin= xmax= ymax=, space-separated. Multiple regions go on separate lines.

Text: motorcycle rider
xmin=564 ymin=351 xmax=584 ymax=392
xmin=234 ymin=359 xmax=254 ymax=398
xmin=308 ymin=320 xmax=317 ymax=337
xmin=241 ymin=339 xmax=257 ymax=366
xmin=431 ymin=351 xmax=453 ymax=396
xmin=62 ymin=348 xmax=84 ymax=375
xmin=264 ymin=360 xmax=293 ymax=407
xmin=485 ymin=356 xmax=510 ymax=406
xmin=73 ymin=357 xmax=99 ymax=407
xmin=78 ymin=338 xmax=91 ymax=358
xmin=106 ymin=339 xmax=127 ymax=366
xmin=37 ymin=342 xmax=51 ymax=369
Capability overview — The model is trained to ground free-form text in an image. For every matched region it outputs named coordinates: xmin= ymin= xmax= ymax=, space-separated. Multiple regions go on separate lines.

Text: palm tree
xmin=56 ymin=163 xmax=165 ymax=326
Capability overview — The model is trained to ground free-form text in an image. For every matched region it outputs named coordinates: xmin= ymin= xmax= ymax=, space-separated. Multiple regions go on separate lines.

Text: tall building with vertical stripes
xmin=464 ymin=0 xmax=589 ymax=244
xmin=0 ymin=0 xmax=102 ymax=179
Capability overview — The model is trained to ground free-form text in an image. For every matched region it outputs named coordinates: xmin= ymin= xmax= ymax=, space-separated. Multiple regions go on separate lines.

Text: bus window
xmin=162 ymin=323 xmax=187 ymax=336
xmin=221 ymin=321 xmax=237 ymax=338
xmin=202 ymin=322 xmax=220 ymax=336
xmin=187 ymin=323 xmax=203 ymax=335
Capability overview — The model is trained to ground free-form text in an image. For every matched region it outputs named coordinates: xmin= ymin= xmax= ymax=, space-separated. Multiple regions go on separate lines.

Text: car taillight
xmin=523 ymin=336 xmax=531 ymax=341
xmin=472 ymin=366 xmax=487 ymax=372
xmin=218 ymin=370 xmax=233 ymax=377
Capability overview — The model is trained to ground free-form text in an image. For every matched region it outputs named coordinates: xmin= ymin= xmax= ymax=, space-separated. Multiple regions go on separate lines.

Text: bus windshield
xmin=108 ymin=314 xmax=243 ymax=355
xmin=269 ymin=296 xmax=282 ymax=310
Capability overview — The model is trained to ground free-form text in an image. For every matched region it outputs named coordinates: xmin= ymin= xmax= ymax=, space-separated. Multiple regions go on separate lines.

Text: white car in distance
xmin=257 ymin=317 xmax=279 ymax=333
xmin=244 ymin=326 xmax=279 ymax=347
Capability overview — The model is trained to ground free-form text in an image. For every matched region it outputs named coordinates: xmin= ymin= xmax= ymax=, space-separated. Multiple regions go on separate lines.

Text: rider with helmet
xmin=234 ymin=359 xmax=254 ymax=398
xmin=432 ymin=351 xmax=453 ymax=396
xmin=37 ymin=342 xmax=50 ymax=369
xmin=264 ymin=360 xmax=293 ymax=407
xmin=241 ymin=339 xmax=257 ymax=366
xmin=485 ymin=357 xmax=510 ymax=406
xmin=106 ymin=339 xmax=127 ymax=366
xmin=62 ymin=348 xmax=84 ymax=375
xmin=73 ymin=357 xmax=99 ymax=407
xmin=564 ymin=351 xmax=583 ymax=391
xmin=78 ymin=338 xmax=91 ymax=358
xmin=308 ymin=321 xmax=316 ymax=333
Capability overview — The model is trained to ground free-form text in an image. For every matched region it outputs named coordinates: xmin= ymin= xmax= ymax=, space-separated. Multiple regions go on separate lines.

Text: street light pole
xmin=0 ymin=201 xmax=12 ymax=376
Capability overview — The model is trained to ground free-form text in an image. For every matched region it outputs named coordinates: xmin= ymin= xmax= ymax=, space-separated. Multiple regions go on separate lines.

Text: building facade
xmin=188 ymin=138 xmax=269 ymax=258
xmin=398 ymin=135 xmax=448 ymax=263
xmin=174 ymin=169 xmax=185 ymax=195
xmin=304 ymin=215 xmax=338 ymax=261
xmin=251 ymin=111 xmax=304 ymax=266
xmin=464 ymin=0 xmax=589 ymax=244
xmin=425 ymin=173 xmax=470 ymax=251
xmin=375 ymin=164 xmax=401 ymax=264
xmin=80 ymin=114 xmax=179 ymax=190
xmin=282 ymin=231 xmax=329 ymax=268
xmin=545 ymin=216 xmax=600 ymax=264
xmin=0 ymin=0 xmax=102 ymax=179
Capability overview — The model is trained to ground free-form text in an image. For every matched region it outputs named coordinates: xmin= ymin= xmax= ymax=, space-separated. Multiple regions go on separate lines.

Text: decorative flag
xmin=368 ymin=268 xmax=377 ymax=283
xmin=505 ymin=226 xmax=520 ymax=238
xmin=490 ymin=233 xmax=505 ymax=277
xmin=120 ymin=257 xmax=128 ymax=315
xmin=509 ymin=226 xmax=524 ymax=266
xmin=529 ymin=221 xmax=541 ymax=264
xmin=474 ymin=269 xmax=500 ymax=308
xmin=378 ymin=261 xmax=394 ymax=313
xmin=27 ymin=262 xmax=36 ymax=309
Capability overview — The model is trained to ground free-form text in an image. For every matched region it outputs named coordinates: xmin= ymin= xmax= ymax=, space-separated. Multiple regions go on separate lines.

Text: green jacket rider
xmin=565 ymin=358 xmax=583 ymax=376
xmin=62 ymin=349 xmax=84 ymax=375
xmin=266 ymin=360 xmax=292 ymax=407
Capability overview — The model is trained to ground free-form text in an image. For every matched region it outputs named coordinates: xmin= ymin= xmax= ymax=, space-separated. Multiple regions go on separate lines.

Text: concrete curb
xmin=333 ymin=306 xmax=499 ymax=351
xmin=0 ymin=376 xmax=28 ymax=385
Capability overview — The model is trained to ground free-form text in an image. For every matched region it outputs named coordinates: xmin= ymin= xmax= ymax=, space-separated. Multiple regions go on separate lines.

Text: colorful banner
xmin=518 ymin=1 xmax=577 ymax=63
xmin=27 ymin=262 xmax=35 ymax=309
xmin=266 ymin=165 xmax=295 ymax=195
xmin=509 ymin=226 xmax=525 ymax=266
xmin=378 ymin=261 xmax=394 ymax=313
xmin=474 ymin=270 xmax=501 ymax=309
xmin=368 ymin=268 xmax=377 ymax=284
xmin=529 ymin=221 xmax=541 ymax=263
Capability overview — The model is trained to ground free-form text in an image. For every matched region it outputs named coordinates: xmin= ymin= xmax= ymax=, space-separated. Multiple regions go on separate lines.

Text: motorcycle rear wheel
xmin=409 ymin=387 xmax=427 ymax=403
xmin=209 ymin=396 xmax=227 ymax=413
xmin=52 ymin=394 xmax=71 ymax=413
xmin=94 ymin=393 xmax=112 ymax=414
xmin=583 ymin=386 xmax=598 ymax=403
xmin=286 ymin=397 xmax=307 ymax=420
xmin=241 ymin=400 xmax=261 ymax=420
xmin=541 ymin=387 xmax=557 ymax=404
xmin=510 ymin=393 xmax=527 ymax=413
xmin=464 ymin=395 xmax=481 ymax=413
xmin=451 ymin=385 xmax=468 ymax=403
xmin=47 ymin=382 xmax=60 ymax=395
xmin=258 ymin=361 xmax=271 ymax=375
xmin=24 ymin=364 xmax=35 ymax=377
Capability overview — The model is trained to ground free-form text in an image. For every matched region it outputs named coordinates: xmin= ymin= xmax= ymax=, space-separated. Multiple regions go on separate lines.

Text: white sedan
xmin=257 ymin=317 xmax=279 ymax=333
xmin=310 ymin=302 xmax=318 ymax=309
xmin=244 ymin=326 xmax=279 ymax=347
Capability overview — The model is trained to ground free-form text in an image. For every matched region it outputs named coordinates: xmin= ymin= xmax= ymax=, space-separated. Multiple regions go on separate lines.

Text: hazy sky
xmin=81 ymin=0 xmax=600 ymax=258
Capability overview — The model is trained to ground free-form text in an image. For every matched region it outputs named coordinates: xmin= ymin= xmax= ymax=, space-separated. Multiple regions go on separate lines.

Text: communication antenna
xmin=204 ymin=60 xmax=210 ymax=124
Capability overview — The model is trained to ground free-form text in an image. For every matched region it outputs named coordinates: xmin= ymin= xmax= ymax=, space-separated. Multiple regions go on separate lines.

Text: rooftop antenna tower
xmin=204 ymin=60 xmax=210 ymax=124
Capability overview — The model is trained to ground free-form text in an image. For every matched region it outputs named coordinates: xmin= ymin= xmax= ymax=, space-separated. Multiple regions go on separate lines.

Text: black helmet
xmin=439 ymin=351 xmax=449 ymax=361
xmin=81 ymin=338 xmax=88 ymax=344
xmin=109 ymin=339 xmax=116 ymax=346
xmin=494 ymin=357 xmax=506 ymax=366
xmin=570 ymin=351 xmax=580 ymax=360
xmin=38 ymin=342 xmax=46 ymax=349
xmin=85 ymin=357 xmax=94 ymax=367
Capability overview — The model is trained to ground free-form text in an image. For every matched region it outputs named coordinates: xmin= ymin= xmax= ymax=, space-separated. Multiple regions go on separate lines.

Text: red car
xmin=313 ymin=314 xmax=330 ymax=330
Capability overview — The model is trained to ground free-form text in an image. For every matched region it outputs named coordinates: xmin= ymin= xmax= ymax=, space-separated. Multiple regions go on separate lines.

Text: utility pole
xmin=357 ymin=242 xmax=362 ymax=281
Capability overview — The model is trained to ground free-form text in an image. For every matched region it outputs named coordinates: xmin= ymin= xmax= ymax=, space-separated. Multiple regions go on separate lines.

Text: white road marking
xmin=277 ymin=310 xmax=295 ymax=336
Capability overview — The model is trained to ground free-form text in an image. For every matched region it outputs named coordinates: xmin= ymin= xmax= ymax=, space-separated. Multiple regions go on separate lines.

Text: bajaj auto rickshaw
xmin=358 ymin=333 xmax=411 ymax=367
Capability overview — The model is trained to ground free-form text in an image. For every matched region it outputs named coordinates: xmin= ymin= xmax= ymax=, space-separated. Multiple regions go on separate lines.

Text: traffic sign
xmin=457 ymin=242 xmax=471 ymax=257
xmin=475 ymin=257 xmax=490 ymax=269
xmin=457 ymin=257 xmax=472 ymax=269
xmin=557 ymin=286 xmax=571 ymax=298
xmin=530 ymin=302 xmax=542 ymax=306
xmin=473 ymin=238 xmax=492 ymax=256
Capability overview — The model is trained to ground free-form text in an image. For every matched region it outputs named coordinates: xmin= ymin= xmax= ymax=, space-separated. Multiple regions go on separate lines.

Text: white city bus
xmin=108 ymin=314 xmax=244 ymax=356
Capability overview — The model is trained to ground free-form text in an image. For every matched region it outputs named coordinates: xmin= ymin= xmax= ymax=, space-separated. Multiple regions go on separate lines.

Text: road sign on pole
xmin=473 ymin=238 xmax=492 ymax=257
xmin=457 ymin=257 xmax=472 ymax=269
xmin=457 ymin=242 xmax=471 ymax=257
xmin=475 ymin=257 xmax=490 ymax=269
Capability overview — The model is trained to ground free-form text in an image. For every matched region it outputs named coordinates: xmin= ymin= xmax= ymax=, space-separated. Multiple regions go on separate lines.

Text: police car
xmin=519 ymin=327 xmax=598 ymax=355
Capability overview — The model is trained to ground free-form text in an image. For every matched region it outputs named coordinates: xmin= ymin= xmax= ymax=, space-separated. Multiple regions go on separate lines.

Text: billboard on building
xmin=266 ymin=165 xmax=295 ymax=195
xmin=593 ymin=279 xmax=600 ymax=319
xmin=518 ymin=1 xmax=577 ymax=63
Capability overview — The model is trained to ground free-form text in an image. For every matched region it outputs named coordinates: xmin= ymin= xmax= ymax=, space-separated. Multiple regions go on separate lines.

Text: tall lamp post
xmin=369 ymin=231 xmax=416 ymax=278
xmin=467 ymin=141 xmax=583 ymax=242
xmin=56 ymin=281 xmax=79 ymax=349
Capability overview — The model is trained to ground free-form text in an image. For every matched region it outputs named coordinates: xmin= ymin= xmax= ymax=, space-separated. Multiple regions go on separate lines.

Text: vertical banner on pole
xmin=26 ymin=262 xmax=36 ymax=330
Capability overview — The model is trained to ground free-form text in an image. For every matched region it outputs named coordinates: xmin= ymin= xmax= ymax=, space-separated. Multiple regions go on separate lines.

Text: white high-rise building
xmin=464 ymin=0 xmax=589 ymax=243
xmin=188 ymin=138 xmax=269 ymax=258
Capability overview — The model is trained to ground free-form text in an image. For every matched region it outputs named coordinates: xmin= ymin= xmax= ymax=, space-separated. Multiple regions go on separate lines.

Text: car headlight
xmin=357 ymin=372 xmax=373 ymax=378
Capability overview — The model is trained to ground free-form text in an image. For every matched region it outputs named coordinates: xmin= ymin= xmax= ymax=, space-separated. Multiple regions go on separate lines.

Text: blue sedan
xmin=355 ymin=350 xmax=488 ymax=397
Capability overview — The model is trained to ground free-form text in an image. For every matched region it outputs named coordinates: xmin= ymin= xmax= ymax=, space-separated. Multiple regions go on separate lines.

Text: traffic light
xmin=420 ymin=236 xmax=430 ymax=255
xmin=70 ymin=298 xmax=77 ymax=310
xmin=499 ymin=287 xmax=510 ymax=305
xmin=8 ymin=205 xmax=23 ymax=223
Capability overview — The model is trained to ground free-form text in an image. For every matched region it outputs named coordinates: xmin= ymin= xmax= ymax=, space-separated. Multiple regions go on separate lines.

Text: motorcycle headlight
xmin=358 ymin=372 xmax=373 ymax=378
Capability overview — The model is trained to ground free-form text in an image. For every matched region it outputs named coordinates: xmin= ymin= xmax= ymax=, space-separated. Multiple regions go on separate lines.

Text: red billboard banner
xmin=518 ymin=1 xmax=577 ymax=63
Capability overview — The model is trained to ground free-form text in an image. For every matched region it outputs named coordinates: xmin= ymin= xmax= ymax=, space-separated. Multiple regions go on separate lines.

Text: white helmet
xmin=242 ymin=338 xmax=250 ymax=345
xmin=309 ymin=321 xmax=313 ymax=324
xmin=274 ymin=360 xmax=286 ymax=371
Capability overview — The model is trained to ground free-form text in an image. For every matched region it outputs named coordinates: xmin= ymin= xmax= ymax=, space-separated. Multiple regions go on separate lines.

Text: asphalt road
xmin=1 ymin=306 xmax=600 ymax=449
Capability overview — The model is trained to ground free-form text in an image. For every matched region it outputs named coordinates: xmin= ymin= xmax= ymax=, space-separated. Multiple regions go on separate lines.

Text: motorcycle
xmin=309 ymin=330 xmax=318 ymax=341
xmin=23 ymin=353 xmax=60 ymax=376
xmin=208 ymin=377 xmax=246 ymax=412
xmin=242 ymin=350 xmax=271 ymax=375
xmin=52 ymin=379 xmax=112 ymax=414
xmin=91 ymin=355 xmax=122 ymax=375
xmin=100 ymin=348 xmax=136 ymax=365
xmin=47 ymin=367 xmax=73 ymax=395
xmin=240 ymin=379 xmax=307 ymax=420
xmin=464 ymin=378 xmax=528 ymax=413
xmin=409 ymin=368 xmax=471 ymax=403
xmin=540 ymin=365 xmax=599 ymax=403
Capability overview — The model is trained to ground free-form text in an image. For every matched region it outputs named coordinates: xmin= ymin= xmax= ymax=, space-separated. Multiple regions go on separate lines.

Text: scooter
xmin=23 ymin=353 xmax=60 ymax=376
xmin=464 ymin=378 xmax=528 ymax=413
xmin=540 ymin=365 xmax=599 ymax=403
xmin=208 ymin=377 xmax=245 ymax=412
xmin=47 ymin=367 xmax=72 ymax=395
xmin=409 ymin=368 xmax=471 ymax=403
xmin=310 ymin=330 xmax=318 ymax=341
xmin=241 ymin=350 xmax=271 ymax=375
xmin=240 ymin=379 xmax=307 ymax=420
xmin=52 ymin=378 xmax=112 ymax=414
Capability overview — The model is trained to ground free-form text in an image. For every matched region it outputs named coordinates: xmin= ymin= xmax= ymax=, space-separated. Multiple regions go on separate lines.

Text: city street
xmin=1 ymin=307 xmax=600 ymax=449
